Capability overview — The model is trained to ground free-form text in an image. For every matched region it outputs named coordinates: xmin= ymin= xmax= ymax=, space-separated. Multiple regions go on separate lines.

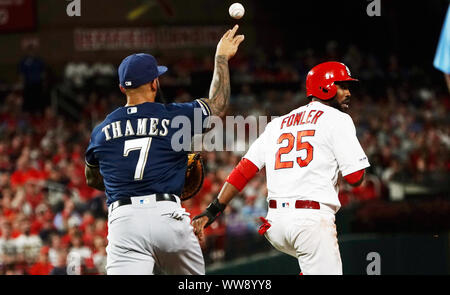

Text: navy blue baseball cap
xmin=118 ymin=53 xmax=168 ymax=89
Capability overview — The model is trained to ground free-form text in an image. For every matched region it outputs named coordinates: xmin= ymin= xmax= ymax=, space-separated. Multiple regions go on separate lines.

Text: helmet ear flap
xmin=319 ymin=82 xmax=337 ymax=100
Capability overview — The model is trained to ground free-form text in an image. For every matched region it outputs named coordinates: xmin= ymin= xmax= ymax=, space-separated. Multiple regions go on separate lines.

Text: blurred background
xmin=0 ymin=0 xmax=449 ymax=275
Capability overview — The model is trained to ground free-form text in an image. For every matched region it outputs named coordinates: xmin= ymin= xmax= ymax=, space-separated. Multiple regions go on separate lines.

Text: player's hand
xmin=215 ymin=24 xmax=245 ymax=60
xmin=192 ymin=215 xmax=209 ymax=245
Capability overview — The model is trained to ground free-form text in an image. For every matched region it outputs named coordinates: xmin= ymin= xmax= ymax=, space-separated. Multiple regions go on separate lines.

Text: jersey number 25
xmin=275 ymin=130 xmax=315 ymax=170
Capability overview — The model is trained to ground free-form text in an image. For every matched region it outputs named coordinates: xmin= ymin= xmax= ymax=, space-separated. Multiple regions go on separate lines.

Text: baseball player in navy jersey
xmin=84 ymin=25 xmax=244 ymax=275
xmin=193 ymin=62 xmax=370 ymax=275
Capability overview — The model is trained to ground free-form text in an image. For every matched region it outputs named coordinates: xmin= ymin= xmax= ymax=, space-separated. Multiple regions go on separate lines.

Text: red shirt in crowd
xmin=10 ymin=168 xmax=46 ymax=188
xmin=28 ymin=262 xmax=53 ymax=275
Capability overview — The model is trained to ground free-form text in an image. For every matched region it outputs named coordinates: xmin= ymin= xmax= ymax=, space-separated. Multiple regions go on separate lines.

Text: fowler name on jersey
xmin=280 ymin=109 xmax=324 ymax=129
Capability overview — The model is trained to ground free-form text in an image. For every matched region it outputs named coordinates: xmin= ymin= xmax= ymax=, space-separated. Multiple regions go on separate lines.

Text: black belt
xmin=108 ymin=194 xmax=178 ymax=214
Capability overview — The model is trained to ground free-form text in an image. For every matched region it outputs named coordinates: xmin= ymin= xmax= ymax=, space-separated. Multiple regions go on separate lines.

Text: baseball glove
xmin=180 ymin=153 xmax=205 ymax=202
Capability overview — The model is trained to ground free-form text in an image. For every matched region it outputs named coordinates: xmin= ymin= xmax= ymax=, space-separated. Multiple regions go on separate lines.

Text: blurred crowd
xmin=0 ymin=42 xmax=449 ymax=273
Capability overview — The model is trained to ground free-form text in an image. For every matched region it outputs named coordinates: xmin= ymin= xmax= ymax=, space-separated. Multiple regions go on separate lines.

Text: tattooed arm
xmin=207 ymin=55 xmax=230 ymax=117
xmin=203 ymin=25 xmax=245 ymax=117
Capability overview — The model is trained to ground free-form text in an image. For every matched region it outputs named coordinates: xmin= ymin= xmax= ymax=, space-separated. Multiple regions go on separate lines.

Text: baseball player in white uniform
xmin=193 ymin=61 xmax=370 ymax=275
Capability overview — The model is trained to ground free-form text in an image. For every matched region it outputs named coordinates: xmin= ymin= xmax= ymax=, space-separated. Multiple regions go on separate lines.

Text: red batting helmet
xmin=306 ymin=61 xmax=358 ymax=100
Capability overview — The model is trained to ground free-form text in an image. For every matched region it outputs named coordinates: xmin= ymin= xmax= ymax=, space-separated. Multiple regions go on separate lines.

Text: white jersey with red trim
xmin=244 ymin=100 xmax=370 ymax=210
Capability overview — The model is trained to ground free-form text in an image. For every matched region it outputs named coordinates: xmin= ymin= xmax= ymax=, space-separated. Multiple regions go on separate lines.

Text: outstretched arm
xmin=207 ymin=55 xmax=230 ymax=117
xmin=192 ymin=158 xmax=258 ymax=243
xmin=203 ymin=25 xmax=245 ymax=117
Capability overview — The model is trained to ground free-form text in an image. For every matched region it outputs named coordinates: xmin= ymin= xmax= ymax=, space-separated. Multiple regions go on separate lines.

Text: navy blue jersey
xmin=85 ymin=99 xmax=211 ymax=206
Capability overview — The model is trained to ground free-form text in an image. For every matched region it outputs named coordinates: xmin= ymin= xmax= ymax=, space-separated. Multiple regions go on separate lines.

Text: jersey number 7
xmin=275 ymin=130 xmax=315 ymax=170
xmin=123 ymin=137 xmax=152 ymax=180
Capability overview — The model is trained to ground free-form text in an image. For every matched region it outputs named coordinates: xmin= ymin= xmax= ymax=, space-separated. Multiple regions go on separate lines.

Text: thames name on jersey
xmin=101 ymin=117 xmax=171 ymax=141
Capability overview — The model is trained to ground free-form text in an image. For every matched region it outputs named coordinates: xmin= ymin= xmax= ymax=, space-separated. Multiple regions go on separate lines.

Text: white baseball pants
xmin=263 ymin=200 xmax=342 ymax=275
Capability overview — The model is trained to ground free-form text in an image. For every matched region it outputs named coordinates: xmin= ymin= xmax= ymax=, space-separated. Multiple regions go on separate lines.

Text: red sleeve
xmin=344 ymin=169 xmax=365 ymax=185
xmin=226 ymin=158 xmax=259 ymax=192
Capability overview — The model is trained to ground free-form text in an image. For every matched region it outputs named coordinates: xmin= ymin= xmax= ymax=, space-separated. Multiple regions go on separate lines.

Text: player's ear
xmin=119 ymin=85 xmax=126 ymax=94
xmin=150 ymin=79 xmax=158 ymax=92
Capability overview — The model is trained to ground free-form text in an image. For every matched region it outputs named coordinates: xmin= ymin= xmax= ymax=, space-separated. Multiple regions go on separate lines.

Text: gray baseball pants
xmin=105 ymin=195 xmax=205 ymax=275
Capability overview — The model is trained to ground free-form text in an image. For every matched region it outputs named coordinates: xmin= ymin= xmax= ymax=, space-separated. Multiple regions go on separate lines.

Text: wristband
xmin=206 ymin=198 xmax=226 ymax=217
xmin=193 ymin=198 xmax=226 ymax=228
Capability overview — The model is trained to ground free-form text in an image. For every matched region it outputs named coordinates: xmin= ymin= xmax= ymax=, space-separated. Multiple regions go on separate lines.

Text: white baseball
xmin=229 ymin=3 xmax=245 ymax=19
